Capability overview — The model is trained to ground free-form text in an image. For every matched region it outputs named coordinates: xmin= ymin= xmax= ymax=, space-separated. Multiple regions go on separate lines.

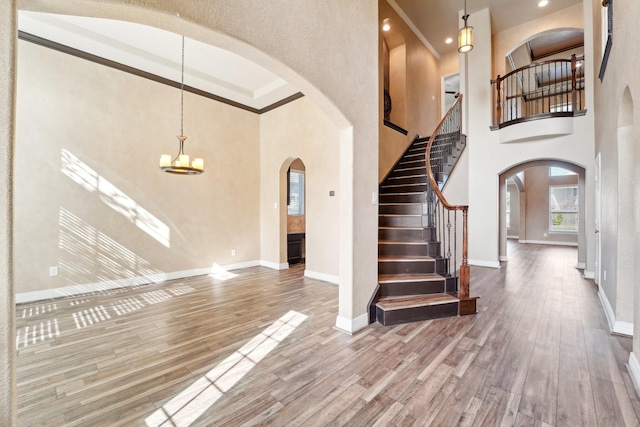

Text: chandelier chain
xmin=180 ymin=35 xmax=185 ymax=137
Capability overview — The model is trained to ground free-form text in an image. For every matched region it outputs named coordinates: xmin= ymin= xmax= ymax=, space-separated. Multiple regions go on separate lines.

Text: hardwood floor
xmin=15 ymin=243 xmax=640 ymax=426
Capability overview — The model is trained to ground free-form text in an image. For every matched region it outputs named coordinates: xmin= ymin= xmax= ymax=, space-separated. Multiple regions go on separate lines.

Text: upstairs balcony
xmin=490 ymin=55 xmax=586 ymax=141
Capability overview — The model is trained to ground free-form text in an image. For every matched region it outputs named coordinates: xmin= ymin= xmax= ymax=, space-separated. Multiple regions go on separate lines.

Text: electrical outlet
xmin=49 ymin=266 xmax=59 ymax=277
xmin=543 ymin=233 xmax=547 ymax=238
xmin=232 ymin=249 xmax=236 ymax=256
xmin=604 ymin=270 xmax=607 ymax=281
xmin=274 ymin=202 xmax=278 ymax=209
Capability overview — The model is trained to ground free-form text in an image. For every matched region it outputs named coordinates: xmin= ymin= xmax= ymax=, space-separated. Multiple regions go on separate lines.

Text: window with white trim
xmin=549 ymin=185 xmax=578 ymax=233
xmin=287 ymin=170 xmax=305 ymax=215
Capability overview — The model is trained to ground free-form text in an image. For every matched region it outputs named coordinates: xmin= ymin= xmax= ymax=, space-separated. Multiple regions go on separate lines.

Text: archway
xmin=499 ymin=160 xmax=586 ymax=269
xmin=280 ymin=158 xmax=307 ymax=267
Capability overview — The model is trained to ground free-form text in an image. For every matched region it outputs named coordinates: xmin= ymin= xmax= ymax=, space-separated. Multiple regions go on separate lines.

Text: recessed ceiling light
xmin=382 ymin=23 xmax=391 ymax=31
xmin=445 ymin=37 xmax=453 ymax=44
xmin=538 ymin=0 xmax=549 ymax=7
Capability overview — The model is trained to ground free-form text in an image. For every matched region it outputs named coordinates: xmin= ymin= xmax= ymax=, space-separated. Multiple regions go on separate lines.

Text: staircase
xmin=374 ymin=137 xmax=461 ymax=326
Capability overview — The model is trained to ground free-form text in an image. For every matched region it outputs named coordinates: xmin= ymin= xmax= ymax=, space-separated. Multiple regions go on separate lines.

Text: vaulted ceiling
xmin=19 ymin=2 xmax=585 ymax=112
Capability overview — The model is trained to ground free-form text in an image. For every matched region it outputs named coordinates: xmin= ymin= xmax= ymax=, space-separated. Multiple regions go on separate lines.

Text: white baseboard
xmin=583 ymin=270 xmax=595 ymax=279
xmin=628 ymin=353 xmax=640 ymax=398
xmin=304 ymin=270 xmax=339 ymax=284
xmin=468 ymin=259 xmax=501 ymax=269
xmin=16 ymin=260 xmax=267 ymax=304
xmin=224 ymin=260 xmax=261 ymax=271
xmin=507 ymin=235 xmax=519 ymax=239
xmin=519 ymin=240 xmax=578 ymax=247
xmin=598 ymin=289 xmax=633 ymax=336
xmin=335 ymin=313 xmax=368 ymax=335
xmin=576 ymin=262 xmax=586 ymax=269
xmin=259 ymin=260 xmax=289 ymax=270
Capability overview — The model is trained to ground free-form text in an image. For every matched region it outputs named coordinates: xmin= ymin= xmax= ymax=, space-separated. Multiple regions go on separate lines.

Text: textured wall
xmin=589 ymin=0 xmax=640 ymax=341
xmin=260 ymin=97 xmax=340 ymax=278
xmin=0 ymin=1 xmax=17 ymax=424
xmin=15 ymin=40 xmax=261 ymax=293
xmin=492 ymin=3 xmax=584 ymax=78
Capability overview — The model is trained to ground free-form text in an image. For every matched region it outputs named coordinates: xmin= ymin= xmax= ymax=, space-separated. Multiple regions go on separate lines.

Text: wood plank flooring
xmin=15 ymin=243 xmax=640 ymax=426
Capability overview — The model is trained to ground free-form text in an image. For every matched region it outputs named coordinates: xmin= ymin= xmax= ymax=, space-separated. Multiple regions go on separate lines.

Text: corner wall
xmin=259 ymin=97 xmax=340 ymax=280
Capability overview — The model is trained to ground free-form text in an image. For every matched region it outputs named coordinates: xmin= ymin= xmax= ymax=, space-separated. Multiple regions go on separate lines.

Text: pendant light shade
xmin=458 ymin=0 xmax=474 ymax=53
xmin=159 ymin=36 xmax=204 ymax=175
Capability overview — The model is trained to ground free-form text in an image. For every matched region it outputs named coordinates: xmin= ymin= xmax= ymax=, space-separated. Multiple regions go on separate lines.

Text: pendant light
xmin=458 ymin=0 xmax=474 ymax=53
xmin=159 ymin=36 xmax=204 ymax=175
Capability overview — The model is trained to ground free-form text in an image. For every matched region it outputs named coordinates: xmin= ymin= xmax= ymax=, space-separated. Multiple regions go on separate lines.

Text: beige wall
xmin=0 ymin=1 xmax=17 ymax=424
xmin=523 ymin=167 xmax=578 ymax=244
xmin=378 ymin=0 xmax=441 ymax=181
xmin=260 ymin=97 xmax=340 ymax=279
xmin=590 ymin=0 xmax=640 ymax=340
xmin=15 ymin=40 xmax=261 ymax=294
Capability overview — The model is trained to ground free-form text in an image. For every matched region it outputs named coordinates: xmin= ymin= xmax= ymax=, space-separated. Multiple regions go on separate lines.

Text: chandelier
xmin=159 ymin=36 xmax=204 ymax=175
xmin=458 ymin=0 xmax=474 ymax=53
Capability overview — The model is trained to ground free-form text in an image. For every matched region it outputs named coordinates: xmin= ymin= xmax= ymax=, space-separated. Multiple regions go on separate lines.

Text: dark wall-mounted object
xmin=599 ymin=0 xmax=613 ymax=81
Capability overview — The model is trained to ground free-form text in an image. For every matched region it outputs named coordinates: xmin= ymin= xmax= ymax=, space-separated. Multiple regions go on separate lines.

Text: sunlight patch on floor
xmin=145 ymin=310 xmax=308 ymax=427
xmin=209 ymin=264 xmax=238 ymax=281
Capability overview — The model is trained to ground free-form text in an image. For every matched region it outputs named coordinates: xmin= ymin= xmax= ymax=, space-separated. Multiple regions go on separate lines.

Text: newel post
xmin=458 ymin=207 xmax=477 ymax=315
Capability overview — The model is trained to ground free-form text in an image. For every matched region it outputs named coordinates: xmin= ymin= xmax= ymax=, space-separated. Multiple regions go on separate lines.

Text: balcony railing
xmin=491 ymin=55 xmax=585 ymax=128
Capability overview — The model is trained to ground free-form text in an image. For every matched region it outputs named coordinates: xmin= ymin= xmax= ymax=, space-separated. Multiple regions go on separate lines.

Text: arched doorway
xmin=499 ymin=160 xmax=586 ymax=269
xmin=282 ymin=158 xmax=306 ymax=266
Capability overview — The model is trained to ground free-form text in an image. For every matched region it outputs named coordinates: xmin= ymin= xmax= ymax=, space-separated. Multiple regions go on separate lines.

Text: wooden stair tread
xmin=378 ymin=226 xmax=424 ymax=231
xmin=380 ymin=191 xmax=425 ymax=196
xmin=379 ymin=255 xmax=436 ymax=262
xmin=388 ymin=175 xmax=427 ymax=180
xmin=376 ymin=293 xmax=459 ymax=311
xmin=379 ymin=240 xmax=431 ymax=245
xmin=378 ymin=273 xmax=444 ymax=283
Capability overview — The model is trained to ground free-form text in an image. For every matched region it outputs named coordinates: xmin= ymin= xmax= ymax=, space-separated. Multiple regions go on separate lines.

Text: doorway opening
xmin=499 ymin=160 xmax=586 ymax=269
xmin=286 ymin=158 xmax=306 ymax=265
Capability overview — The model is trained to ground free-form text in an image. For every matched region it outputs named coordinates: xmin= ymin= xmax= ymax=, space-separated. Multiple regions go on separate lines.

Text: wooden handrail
xmin=425 ymin=94 xmax=467 ymax=212
xmin=424 ymin=94 xmax=471 ymax=302
xmin=495 ymin=56 xmax=580 ymax=83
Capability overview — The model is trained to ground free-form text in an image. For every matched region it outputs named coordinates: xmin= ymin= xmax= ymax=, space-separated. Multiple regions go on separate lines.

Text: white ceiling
xmin=390 ymin=0 xmax=582 ymax=57
xmin=18 ymin=11 xmax=300 ymax=111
